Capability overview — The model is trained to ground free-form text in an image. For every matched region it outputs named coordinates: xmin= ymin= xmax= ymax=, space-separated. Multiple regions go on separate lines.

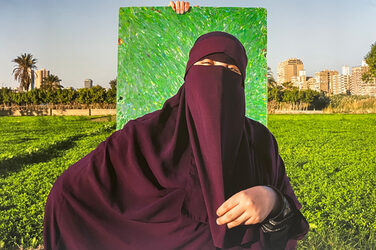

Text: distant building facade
xmin=297 ymin=70 xmax=308 ymax=90
xmin=27 ymin=68 xmax=35 ymax=91
xmin=84 ymin=79 xmax=93 ymax=88
xmin=332 ymin=66 xmax=350 ymax=95
xmin=277 ymin=58 xmax=304 ymax=84
xmin=351 ymin=61 xmax=376 ymax=96
xmin=306 ymin=77 xmax=319 ymax=91
xmin=36 ymin=68 xmax=50 ymax=89
xmin=275 ymin=58 xmax=376 ymax=96
xmin=314 ymin=70 xmax=338 ymax=95
xmin=333 ymin=74 xmax=349 ymax=95
xmin=342 ymin=65 xmax=350 ymax=75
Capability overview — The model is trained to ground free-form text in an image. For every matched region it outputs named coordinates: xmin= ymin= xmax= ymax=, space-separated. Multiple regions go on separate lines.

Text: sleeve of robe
xmin=263 ymin=130 xmax=310 ymax=249
xmin=43 ymin=129 xmax=127 ymax=250
xmin=248 ymin=119 xmax=309 ymax=249
xmin=43 ymin=141 xmax=107 ymax=250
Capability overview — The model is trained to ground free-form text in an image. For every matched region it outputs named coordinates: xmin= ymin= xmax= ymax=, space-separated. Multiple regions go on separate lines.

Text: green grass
xmin=0 ymin=116 xmax=116 ymax=249
xmin=268 ymin=114 xmax=376 ymax=249
xmin=0 ymin=114 xmax=375 ymax=249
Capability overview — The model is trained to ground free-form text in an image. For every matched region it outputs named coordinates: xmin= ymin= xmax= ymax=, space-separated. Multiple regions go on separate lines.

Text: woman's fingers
xmin=184 ymin=2 xmax=190 ymax=12
xmin=227 ymin=211 xmax=251 ymax=229
xmin=168 ymin=1 xmax=176 ymax=11
xmin=216 ymin=195 xmax=239 ymax=217
xmin=180 ymin=1 xmax=185 ymax=14
xmin=216 ymin=186 xmax=278 ymax=229
xmin=176 ymin=1 xmax=181 ymax=14
xmin=216 ymin=203 xmax=244 ymax=226
xmin=169 ymin=1 xmax=191 ymax=14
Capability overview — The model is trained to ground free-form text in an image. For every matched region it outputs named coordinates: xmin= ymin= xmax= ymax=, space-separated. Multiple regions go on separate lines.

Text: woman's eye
xmin=202 ymin=61 xmax=212 ymax=65
xmin=228 ymin=67 xmax=241 ymax=75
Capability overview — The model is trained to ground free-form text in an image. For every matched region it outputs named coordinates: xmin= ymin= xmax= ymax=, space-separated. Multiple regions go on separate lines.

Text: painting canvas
xmin=117 ymin=7 xmax=267 ymax=129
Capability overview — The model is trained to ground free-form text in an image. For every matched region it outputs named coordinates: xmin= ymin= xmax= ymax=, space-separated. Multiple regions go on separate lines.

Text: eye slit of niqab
xmin=194 ymin=59 xmax=213 ymax=65
xmin=193 ymin=59 xmax=242 ymax=76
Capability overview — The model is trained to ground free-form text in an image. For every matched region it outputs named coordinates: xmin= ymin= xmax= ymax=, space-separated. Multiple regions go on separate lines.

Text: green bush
xmin=0 ymin=86 xmax=116 ymax=106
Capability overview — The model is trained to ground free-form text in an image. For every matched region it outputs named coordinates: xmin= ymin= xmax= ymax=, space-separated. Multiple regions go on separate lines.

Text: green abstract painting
xmin=117 ymin=7 xmax=267 ymax=129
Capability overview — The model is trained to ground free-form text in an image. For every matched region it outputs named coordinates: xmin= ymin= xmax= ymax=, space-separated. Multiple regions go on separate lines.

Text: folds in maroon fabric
xmin=44 ymin=31 xmax=308 ymax=250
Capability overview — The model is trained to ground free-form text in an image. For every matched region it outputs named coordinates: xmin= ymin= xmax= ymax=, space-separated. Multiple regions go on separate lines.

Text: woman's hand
xmin=216 ymin=186 xmax=280 ymax=229
xmin=169 ymin=1 xmax=191 ymax=14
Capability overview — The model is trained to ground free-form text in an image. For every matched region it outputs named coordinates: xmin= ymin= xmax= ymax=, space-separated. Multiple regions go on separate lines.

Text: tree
xmin=362 ymin=42 xmax=376 ymax=83
xmin=77 ymin=88 xmax=91 ymax=104
xmin=106 ymin=78 xmax=117 ymax=104
xmin=313 ymin=91 xmax=330 ymax=110
xmin=109 ymin=78 xmax=117 ymax=90
xmin=12 ymin=53 xmax=37 ymax=91
xmin=281 ymin=81 xmax=294 ymax=90
xmin=303 ymin=89 xmax=317 ymax=103
xmin=267 ymin=67 xmax=277 ymax=88
xmin=41 ymin=74 xmax=63 ymax=91
xmin=267 ymin=86 xmax=283 ymax=102
xmin=0 ymin=87 xmax=13 ymax=105
xmin=91 ymin=85 xmax=106 ymax=103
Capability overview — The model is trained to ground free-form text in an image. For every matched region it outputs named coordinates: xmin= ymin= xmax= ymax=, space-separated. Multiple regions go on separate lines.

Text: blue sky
xmin=1 ymin=0 xmax=375 ymax=89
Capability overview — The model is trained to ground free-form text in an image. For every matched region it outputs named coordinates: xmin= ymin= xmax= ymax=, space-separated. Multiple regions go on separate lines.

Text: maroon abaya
xmin=44 ymin=31 xmax=309 ymax=249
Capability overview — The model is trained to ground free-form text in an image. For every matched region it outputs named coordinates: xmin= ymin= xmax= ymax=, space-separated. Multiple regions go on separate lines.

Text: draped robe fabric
xmin=44 ymin=31 xmax=309 ymax=250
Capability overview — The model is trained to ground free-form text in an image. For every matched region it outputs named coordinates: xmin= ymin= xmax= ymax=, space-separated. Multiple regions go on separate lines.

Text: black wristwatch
xmin=261 ymin=186 xmax=295 ymax=233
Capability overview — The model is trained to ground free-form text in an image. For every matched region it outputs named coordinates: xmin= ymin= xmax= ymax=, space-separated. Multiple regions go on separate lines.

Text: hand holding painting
xmin=169 ymin=1 xmax=193 ymax=14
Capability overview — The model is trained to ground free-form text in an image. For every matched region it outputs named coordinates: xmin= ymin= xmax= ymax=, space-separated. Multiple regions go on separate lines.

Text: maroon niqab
xmin=44 ymin=31 xmax=308 ymax=250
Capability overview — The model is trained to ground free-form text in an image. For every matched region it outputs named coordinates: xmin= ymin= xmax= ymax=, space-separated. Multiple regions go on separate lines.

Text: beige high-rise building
xmin=36 ymin=69 xmax=50 ymax=89
xmin=27 ymin=68 xmax=35 ymax=91
xmin=291 ymin=70 xmax=308 ymax=89
xmin=306 ymin=77 xmax=318 ymax=91
xmin=351 ymin=64 xmax=376 ymax=96
xmin=84 ymin=79 xmax=93 ymax=88
xmin=332 ymin=75 xmax=348 ymax=95
xmin=332 ymin=66 xmax=351 ymax=95
xmin=298 ymin=70 xmax=308 ymax=89
xmin=277 ymin=58 xmax=304 ymax=84
xmin=342 ymin=65 xmax=350 ymax=75
xmin=314 ymin=70 xmax=338 ymax=95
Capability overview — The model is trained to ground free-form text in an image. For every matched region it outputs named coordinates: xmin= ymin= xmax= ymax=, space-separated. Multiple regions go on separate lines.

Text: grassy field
xmin=0 ymin=116 xmax=116 ymax=249
xmin=0 ymin=114 xmax=375 ymax=249
xmin=269 ymin=114 xmax=376 ymax=249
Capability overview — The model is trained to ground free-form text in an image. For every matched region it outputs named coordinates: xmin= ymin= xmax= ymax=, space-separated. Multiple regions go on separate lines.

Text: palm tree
xmin=267 ymin=67 xmax=277 ymax=88
xmin=41 ymin=74 xmax=63 ymax=91
xmin=281 ymin=81 xmax=294 ymax=90
xmin=12 ymin=53 xmax=37 ymax=91
xmin=109 ymin=78 xmax=117 ymax=90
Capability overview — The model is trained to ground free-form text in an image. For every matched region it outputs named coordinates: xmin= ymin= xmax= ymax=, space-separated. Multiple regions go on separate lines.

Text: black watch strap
xmin=261 ymin=186 xmax=295 ymax=233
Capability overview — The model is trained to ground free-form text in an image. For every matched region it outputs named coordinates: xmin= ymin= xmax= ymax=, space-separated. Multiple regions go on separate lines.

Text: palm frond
xmin=11 ymin=53 xmax=38 ymax=91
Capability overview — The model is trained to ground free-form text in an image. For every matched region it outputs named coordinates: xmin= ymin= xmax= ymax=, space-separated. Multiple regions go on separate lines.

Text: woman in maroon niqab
xmin=44 ymin=31 xmax=308 ymax=250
